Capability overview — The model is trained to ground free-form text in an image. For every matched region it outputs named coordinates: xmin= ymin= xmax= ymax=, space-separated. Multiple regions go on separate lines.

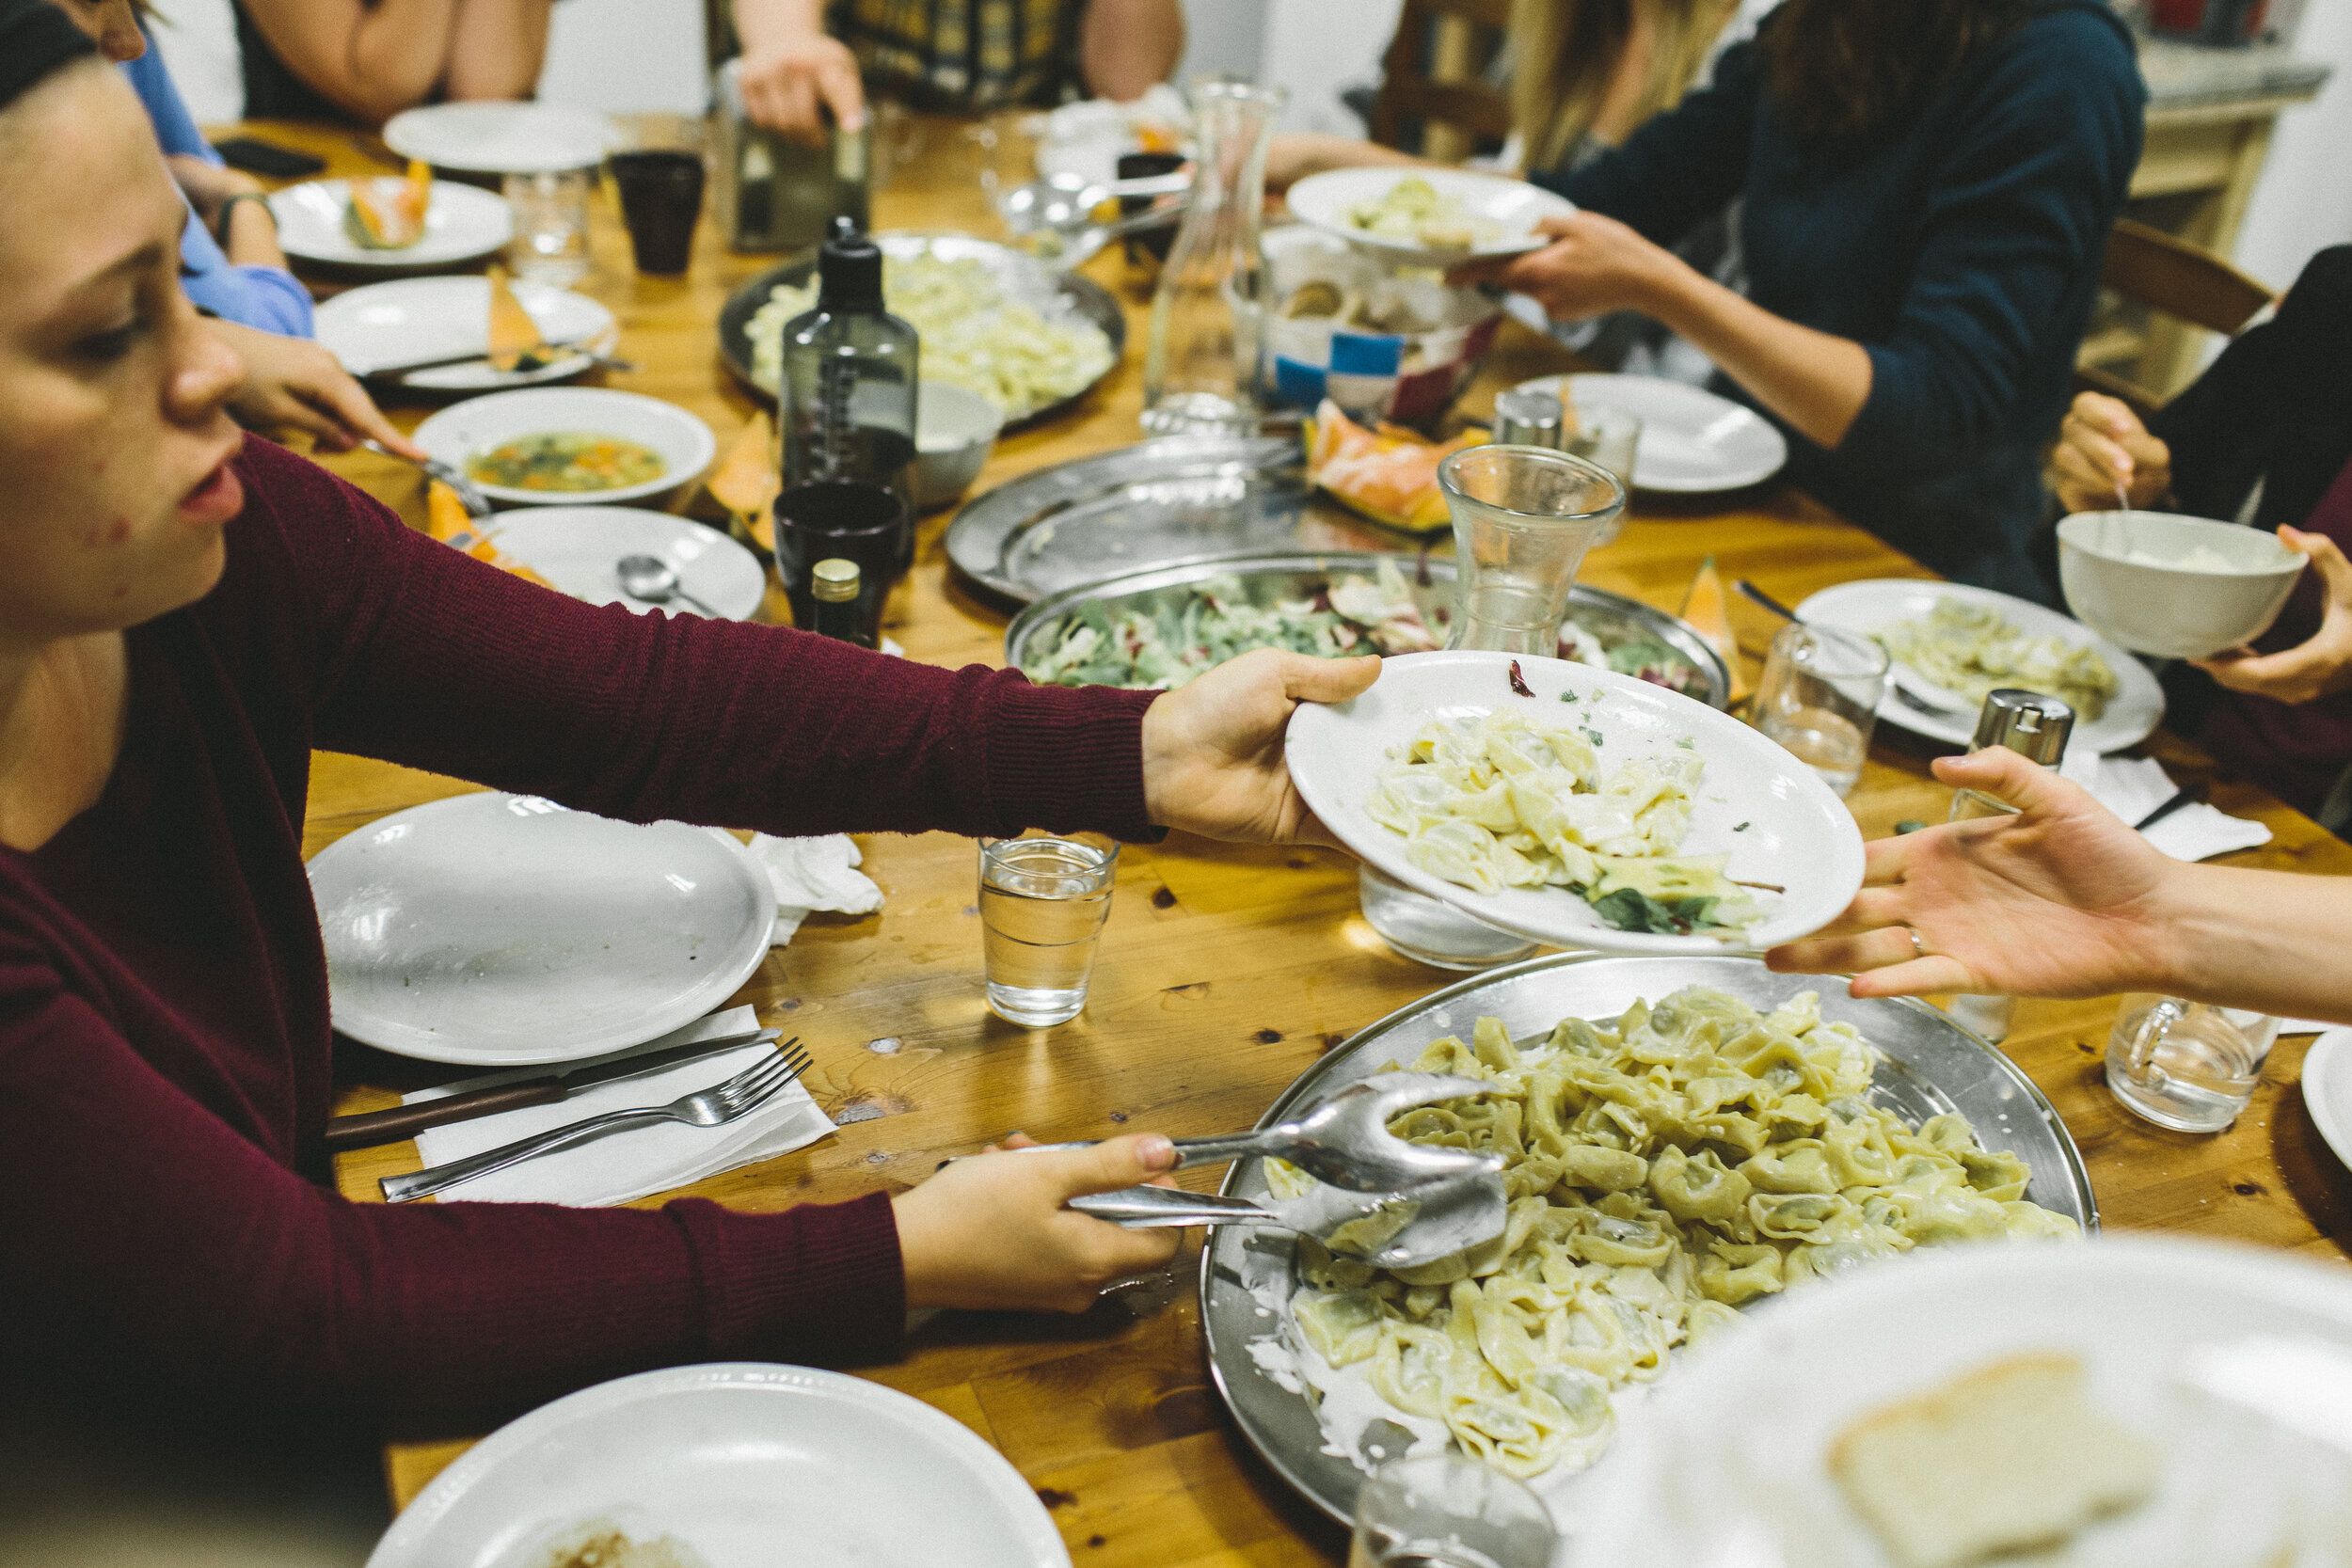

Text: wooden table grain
xmin=228 ymin=119 xmax=2352 ymax=1558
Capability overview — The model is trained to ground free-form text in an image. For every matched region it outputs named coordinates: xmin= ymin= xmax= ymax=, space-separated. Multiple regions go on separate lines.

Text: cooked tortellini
xmin=1276 ymin=986 xmax=2078 ymax=1481
xmin=1366 ymin=711 xmax=1759 ymax=936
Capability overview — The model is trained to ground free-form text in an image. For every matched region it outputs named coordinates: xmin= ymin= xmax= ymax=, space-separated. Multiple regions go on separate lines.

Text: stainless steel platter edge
xmin=1197 ymin=952 xmax=2098 ymax=1527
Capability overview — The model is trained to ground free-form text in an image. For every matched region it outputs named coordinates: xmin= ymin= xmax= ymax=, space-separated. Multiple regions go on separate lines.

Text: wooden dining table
xmin=222 ymin=113 xmax=2352 ymax=1563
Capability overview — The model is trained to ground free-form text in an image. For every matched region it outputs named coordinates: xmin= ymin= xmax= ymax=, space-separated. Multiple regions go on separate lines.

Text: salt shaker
xmin=1946 ymin=689 xmax=2074 ymax=1043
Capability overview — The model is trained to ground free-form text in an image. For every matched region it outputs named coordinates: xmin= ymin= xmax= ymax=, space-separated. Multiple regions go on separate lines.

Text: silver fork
xmin=362 ymin=439 xmax=495 ymax=520
xmin=380 ymin=1041 xmax=813 ymax=1202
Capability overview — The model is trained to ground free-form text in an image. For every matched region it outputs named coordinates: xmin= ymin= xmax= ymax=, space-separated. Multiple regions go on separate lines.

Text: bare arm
xmin=237 ymin=0 xmax=548 ymax=123
xmin=443 ymin=0 xmax=555 ymax=103
xmin=1078 ymin=0 xmax=1183 ymax=102
xmin=1263 ymin=133 xmax=1431 ymax=194
xmin=731 ymin=0 xmax=866 ymax=140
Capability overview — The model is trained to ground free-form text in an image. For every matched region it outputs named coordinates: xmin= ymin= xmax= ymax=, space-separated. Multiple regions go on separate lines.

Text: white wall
xmin=1179 ymin=0 xmax=1397 ymax=135
xmin=2232 ymin=6 xmax=2352 ymax=292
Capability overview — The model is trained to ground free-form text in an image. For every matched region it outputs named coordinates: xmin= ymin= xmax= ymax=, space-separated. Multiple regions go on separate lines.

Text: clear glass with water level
xmin=978 ymin=832 xmax=1119 ymax=1026
xmin=1140 ymin=78 xmax=1285 ymax=435
xmin=1755 ymin=622 xmax=1886 ymax=797
xmin=1359 ymin=445 xmax=1626 ymax=969
xmin=1349 ymin=1454 xmax=1556 ymax=1568
xmin=2106 ymin=994 xmax=2279 ymax=1132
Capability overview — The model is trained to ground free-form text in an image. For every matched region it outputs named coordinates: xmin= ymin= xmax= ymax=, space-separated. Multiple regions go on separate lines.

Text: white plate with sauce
xmin=314 ymin=276 xmax=618 ymax=390
xmin=487 ymin=508 xmax=767 ymax=622
xmin=413 ymin=388 xmax=716 ymax=508
xmin=267 ymin=178 xmax=513 ymax=270
xmin=368 ymin=1364 xmax=1071 ymax=1568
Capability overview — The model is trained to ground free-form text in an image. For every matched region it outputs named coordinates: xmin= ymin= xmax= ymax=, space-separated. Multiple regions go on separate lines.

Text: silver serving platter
xmin=1198 ymin=953 xmax=2099 ymax=1527
xmin=1002 ymin=551 xmax=1731 ymax=708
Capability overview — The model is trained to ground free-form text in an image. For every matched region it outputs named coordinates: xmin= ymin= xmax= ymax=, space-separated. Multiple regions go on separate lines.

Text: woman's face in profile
xmin=0 ymin=63 xmax=246 ymax=650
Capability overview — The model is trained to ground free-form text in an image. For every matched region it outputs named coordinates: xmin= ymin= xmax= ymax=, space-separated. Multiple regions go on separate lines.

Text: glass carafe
xmin=1140 ymin=78 xmax=1285 ymax=436
xmin=1359 ymin=445 xmax=1627 ymax=969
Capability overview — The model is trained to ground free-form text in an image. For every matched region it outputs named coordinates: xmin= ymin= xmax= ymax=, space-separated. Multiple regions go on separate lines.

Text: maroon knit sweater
xmin=0 ymin=437 xmax=1159 ymax=1416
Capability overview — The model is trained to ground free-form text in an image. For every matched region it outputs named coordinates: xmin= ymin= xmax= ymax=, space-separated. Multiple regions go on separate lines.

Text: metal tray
xmin=1198 ymin=953 xmax=2099 ymax=1527
xmin=1003 ymin=551 xmax=1731 ymax=708
xmin=715 ymin=230 xmax=1126 ymax=429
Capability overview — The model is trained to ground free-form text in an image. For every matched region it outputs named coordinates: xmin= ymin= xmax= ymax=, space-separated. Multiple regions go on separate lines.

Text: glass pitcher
xmin=1359 ymin=445 xmax=1627 ymax=969
xmin=1140 ymin=78 xmax=1285 ymax=436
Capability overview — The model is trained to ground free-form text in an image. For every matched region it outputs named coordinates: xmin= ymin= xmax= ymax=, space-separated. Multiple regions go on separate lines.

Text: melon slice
xmin=345 ymin=159 xmax=432 ymax=250
xmin=1304 ymin=400 xmax=1485 ymax=535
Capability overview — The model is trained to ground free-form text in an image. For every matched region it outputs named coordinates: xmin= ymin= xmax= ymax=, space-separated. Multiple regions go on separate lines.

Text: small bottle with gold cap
xmin=1946 ymin=689 xmax=2074 ymax=1043
xmin=809 ymin=557 xmax=866 ymax=646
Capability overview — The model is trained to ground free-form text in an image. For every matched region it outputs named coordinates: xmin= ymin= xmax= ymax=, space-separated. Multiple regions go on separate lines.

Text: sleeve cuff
xmin=982 ymin=677 xmax=1165 ymax=842
xmin=668 ymin=1191 xmax=907 ymax=1366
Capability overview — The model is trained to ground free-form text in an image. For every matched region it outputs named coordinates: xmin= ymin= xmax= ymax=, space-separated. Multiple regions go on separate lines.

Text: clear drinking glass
xmin=2106 ymin=994 xmax=2279 ymax=1132
xmin=1564 ymin=403 xmax=1641 ymax=546
xmin=1755 ymin=622 xmax=1889 ymax=798
xmin=978 ymin=832 xmax=1119 ymax=1026
xmin=1349 ymin=1454 xmax=1557 ymax=1568
xmin=1140 ymin=78 xmax=1286 ymax=435
xmin=504 ymin=168 xmax=593 ymax=286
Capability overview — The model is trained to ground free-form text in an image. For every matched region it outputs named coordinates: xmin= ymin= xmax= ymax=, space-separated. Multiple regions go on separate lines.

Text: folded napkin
xmin=742 ymin=832 xmax=885 ymax=944
xmin=406 ymin=1006 xmax=834 ymax=1205
xmin=2058 ymin=750 xmax=2272 ymax=862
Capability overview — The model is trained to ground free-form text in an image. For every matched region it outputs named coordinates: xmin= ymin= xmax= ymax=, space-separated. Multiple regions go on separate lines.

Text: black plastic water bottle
xmin=777 ymin=218 xmax=918 ymax=516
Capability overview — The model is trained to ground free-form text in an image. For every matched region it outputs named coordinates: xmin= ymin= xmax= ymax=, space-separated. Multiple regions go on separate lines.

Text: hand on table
xmin=1448 ymin=212 xmax=1676 ymax=321
xmin=2052 ymin=390 xmax=2171 ymax=515
xmin=1139 ymin=648 xmax=1380 ymax=847
xmin=893 ymin=1132 xmax=1182 ymax=1312
xmin=1765 ymin=747 xmax=2180 ymax=1001
xmin=210 ymin=320 xmax=423 ymax=459
xmin=2193 ymin=524 xmax=2352 ymax=704
xmin=738 ymin=34 xmax=866 ymax=144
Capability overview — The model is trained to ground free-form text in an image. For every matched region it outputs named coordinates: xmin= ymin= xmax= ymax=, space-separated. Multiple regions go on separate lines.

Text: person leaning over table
xmin=1763 ymin=746 xmax=2352 ymax=1028
xmin=0 ymin=8 xmax=1376 ymax=1422
xmin=42 ymin=0 xmax=422 ymax=460
xmin=231 ymin=0 xmax=554 ymax=126
xmin=727 ymin=0 xmax=1184 ymax=143
xmin=2053 ymin=247 xmax=2352 ymax=829
xmin=1449 ymin=0 xmax=2143 ymax=603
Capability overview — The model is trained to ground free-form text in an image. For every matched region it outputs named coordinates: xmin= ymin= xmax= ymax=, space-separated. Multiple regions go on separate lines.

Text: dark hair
xmin=1761 ymin=0 xmax=2038 ymax=148
xmin=0 ymin=0 xmax=98 ymax=115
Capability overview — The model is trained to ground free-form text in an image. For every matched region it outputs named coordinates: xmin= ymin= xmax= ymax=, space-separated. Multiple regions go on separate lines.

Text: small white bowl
xmin=2057 ymin=510 xmax=2305 ymax=660
xmin=414 ymin=388 xmax=716 ymax=508
xmin=914 ymin=382 xmax=1002 ymax=511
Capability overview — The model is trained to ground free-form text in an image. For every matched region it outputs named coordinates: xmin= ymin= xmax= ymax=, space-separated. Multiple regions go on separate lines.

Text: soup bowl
xmin=2057 ymin=509 xmax=2306 ymax=660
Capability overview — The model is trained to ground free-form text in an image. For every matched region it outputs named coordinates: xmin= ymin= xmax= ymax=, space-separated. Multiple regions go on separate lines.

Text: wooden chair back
xmin=2078 ymin=217 xmax=2276 ymax=415
xmin=1369 ymin=0 xmax=1516 ymax=162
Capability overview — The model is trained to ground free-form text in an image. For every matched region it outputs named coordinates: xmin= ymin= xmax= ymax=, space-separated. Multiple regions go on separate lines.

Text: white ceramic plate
xmin=314 ymin=277 xmax=617 ymax=390
xmin=1513 ymin=372 xmax=1789 ymax=493
xmin=267 ymin=179 xmax=513 ymax=270
xmin=308 ymin=794 xmax=771 ymax=1067
xmin=368 ymin=1363 xmax=1072 ymax=1568
xmin=1796 ymin=578 xmax=2167 ymax=753
xmin=2304 ymin=1029 xmax=2352 ymax=1174
xmin=487 ymin=508 xmax=766 ymax=621
xmin=413 ymin=388 xmax=717 ymax=508
xmin=382 ymin=102 xmax=616 ymax=174
xmin=1581 ymin=1237 xmax=2352 ymax=1567
xmin=1286 ymin=166 xmax=1577 ymax=266
xmin=1286 ymin=650 xmax=1866 ymax=955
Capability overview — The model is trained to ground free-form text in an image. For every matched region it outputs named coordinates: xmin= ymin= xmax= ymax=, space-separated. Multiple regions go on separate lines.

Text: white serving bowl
xmin=413 ymin=388 xmax=716 ymax=508
xmin=914 ymin=381 xmax=1002 ymax=511
xmin=2057 ymin=509 xmax=2305 ymax=660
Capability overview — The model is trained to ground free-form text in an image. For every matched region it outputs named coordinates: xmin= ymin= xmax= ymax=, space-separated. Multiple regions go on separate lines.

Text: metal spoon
xmin=615 ymin=553 xmax=720 ymax=617
xmin=996 ymin=169 xmax=1192 ymax=240
xmin=1071 ymin=1171 xmax=1509 ymax=1270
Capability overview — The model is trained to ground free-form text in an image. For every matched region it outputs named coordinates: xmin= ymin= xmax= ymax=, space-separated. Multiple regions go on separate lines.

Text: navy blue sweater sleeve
xmin=1839 ymin=10 xmax=2142 ymax=470
xmin=1540 ymin=40 xmax=1759 ymax=246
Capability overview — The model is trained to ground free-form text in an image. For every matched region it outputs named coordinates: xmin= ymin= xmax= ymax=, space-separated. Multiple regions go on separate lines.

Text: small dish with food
xmin=1285 ymin=167 xmax=1577 ymax=267
xmin=414 ymin=388 xmax=717 ymax=508
xmin=2057 ymin=509 xmax=2306 ymax=660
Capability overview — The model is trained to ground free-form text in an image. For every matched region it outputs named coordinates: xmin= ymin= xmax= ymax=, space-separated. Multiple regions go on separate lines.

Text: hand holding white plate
xmin=1285 ymin=650 xmax=1865 ymax=954
xmin=1286 ymin=166 xmax=1576 ymax=266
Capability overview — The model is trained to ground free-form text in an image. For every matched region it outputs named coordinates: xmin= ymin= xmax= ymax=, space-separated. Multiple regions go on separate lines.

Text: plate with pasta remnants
xmin=1286 ymin=650 xmax=1865 ymax=954
xmin=1199 ymin=953 xmax=2099 ymax=1529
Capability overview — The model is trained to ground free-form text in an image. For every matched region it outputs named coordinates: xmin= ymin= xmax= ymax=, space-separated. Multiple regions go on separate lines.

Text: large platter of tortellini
xmin=1200 ymin=954 xmax=2095 ymax=1526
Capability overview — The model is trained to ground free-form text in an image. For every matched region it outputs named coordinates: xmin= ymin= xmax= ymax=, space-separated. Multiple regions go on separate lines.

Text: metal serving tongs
xmin=1071 ymin=1170 xmax=1509 ymax=1270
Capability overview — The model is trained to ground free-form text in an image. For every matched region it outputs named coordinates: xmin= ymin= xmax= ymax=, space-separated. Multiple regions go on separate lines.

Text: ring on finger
xmin=1901 ymin=925 xmax=1928 ymax=959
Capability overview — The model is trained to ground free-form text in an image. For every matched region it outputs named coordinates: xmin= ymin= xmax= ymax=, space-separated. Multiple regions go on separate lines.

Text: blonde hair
xmin=1508 ymin=0 xmax=1736 ymax=175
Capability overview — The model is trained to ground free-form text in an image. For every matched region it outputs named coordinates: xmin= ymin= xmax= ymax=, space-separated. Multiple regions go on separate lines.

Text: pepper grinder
xmin=1946 ymin=689 xmax=2074 ymax=1043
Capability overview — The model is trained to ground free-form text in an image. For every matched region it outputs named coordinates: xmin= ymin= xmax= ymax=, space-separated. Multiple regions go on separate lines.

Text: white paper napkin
xmin=406 ymin=1006 xmax=834 ymax=1205
xmin=742 ymin=833 xmax=885 ymax=944
xmin=2058 ymin=750 xmax=2272 ymax=862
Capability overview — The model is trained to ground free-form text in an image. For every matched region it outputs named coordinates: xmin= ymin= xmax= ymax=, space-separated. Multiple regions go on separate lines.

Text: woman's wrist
xmin=215 ymin=191 xmax=281 ymax=264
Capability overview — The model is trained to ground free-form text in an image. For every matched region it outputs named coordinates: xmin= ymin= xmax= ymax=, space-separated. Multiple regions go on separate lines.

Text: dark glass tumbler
xmin=773 ymin=480 xmax=911 ymax=647
xmin=610 ymin=150 xmax=707 ymax=275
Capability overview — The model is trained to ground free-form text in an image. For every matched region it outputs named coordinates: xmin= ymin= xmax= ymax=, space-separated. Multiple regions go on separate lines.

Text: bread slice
xmin=1828 ymin=1352 xmax=2158 ymax=1568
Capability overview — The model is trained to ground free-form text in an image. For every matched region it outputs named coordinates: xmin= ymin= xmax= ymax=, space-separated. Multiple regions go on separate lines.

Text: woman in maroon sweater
xmin=0 ymin=17 xmax=1378 ymax=1421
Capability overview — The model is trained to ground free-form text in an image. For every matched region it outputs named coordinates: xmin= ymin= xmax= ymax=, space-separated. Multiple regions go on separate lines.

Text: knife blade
xmin=322 ymin=1027 xmax=784 ymax=1152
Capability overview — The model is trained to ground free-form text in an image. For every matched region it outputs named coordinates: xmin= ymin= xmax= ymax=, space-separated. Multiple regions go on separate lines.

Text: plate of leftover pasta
xmin=1285 ymin=650 xmax=1865 ymax=954
xmin=1199 ymin=953 xmax=2099 ymax=1528
xmin=1796 ymin=579 xmax=2165 ymax=752
xmin=1287 ymin=168 xmax=1577 ymax=265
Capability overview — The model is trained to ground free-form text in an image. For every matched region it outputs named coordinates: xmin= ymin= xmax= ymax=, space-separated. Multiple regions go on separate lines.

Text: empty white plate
xmin=1514 ymin=372 xmax=1788 ymax=493
xmin=2304 ymin=1029 xmax=2352 ymax=1175
xmin=1287 ymin=166 xmax=1577 ymax=266
xmin=1285 ymin=650 xmax=1865 ymax=955
xmin=413 ymin=388 xmax=717 ymax=508
xmin=1796 ymin=578 xmax=2167 ymax=754
xmin=487 ymin=508 xmax=766 ymax=621
xmin=368 ymin=1363 xmax=1071 ymax=1568
xmin=308 ymin=794 xmax=771 ymax=1067
xmin=314 ymin=276 xmax=617 ymax=390
xmin=267 ymin=178 xmax=513 ymax=270
xmin=382 ymin=102 xmax=616 ymax=174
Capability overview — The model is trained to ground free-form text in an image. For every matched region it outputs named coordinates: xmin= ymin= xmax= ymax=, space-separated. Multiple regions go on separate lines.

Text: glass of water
xmin=1755 ymin=622 xmax=1888 ymax=798
xmin=977 ymin=832 xmax=1119 ymax=1027
xmin=1350 ymin=1453 xmax=1556 ymax=1568
xmin=2106 ymin=994 xmax=2279 ymax=1132
xmin=504 ymin=167 xmax=594 ymax=286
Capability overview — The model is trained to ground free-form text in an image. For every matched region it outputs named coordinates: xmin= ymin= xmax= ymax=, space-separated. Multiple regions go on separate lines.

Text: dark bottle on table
xmin=778 ymin=218 xmax=918 ymax=523
xmin=809 ymin=557 xmax=867 ymax=645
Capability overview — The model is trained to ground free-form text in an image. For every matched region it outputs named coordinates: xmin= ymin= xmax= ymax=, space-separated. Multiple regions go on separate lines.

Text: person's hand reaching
xmin=2052 ymin=390 xmax=2171 ymax=515
xmin=1138 ymin=648 xmax=1380 ymax=846
xmin=892 ymin=1132 xmax=1183 ymax=1312
xmin=738 ymin=33 xmax=866 ymax=145
xmin=209 ymin=321 xmax=423 ymax=458
xmin=1765 ymin=747 xmax=2181 ymax=1001
xmin=1448 ymin=211 xmax=1676 ymax=321
xmin=2193 ymin=524 xmax=2352 ymax=705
